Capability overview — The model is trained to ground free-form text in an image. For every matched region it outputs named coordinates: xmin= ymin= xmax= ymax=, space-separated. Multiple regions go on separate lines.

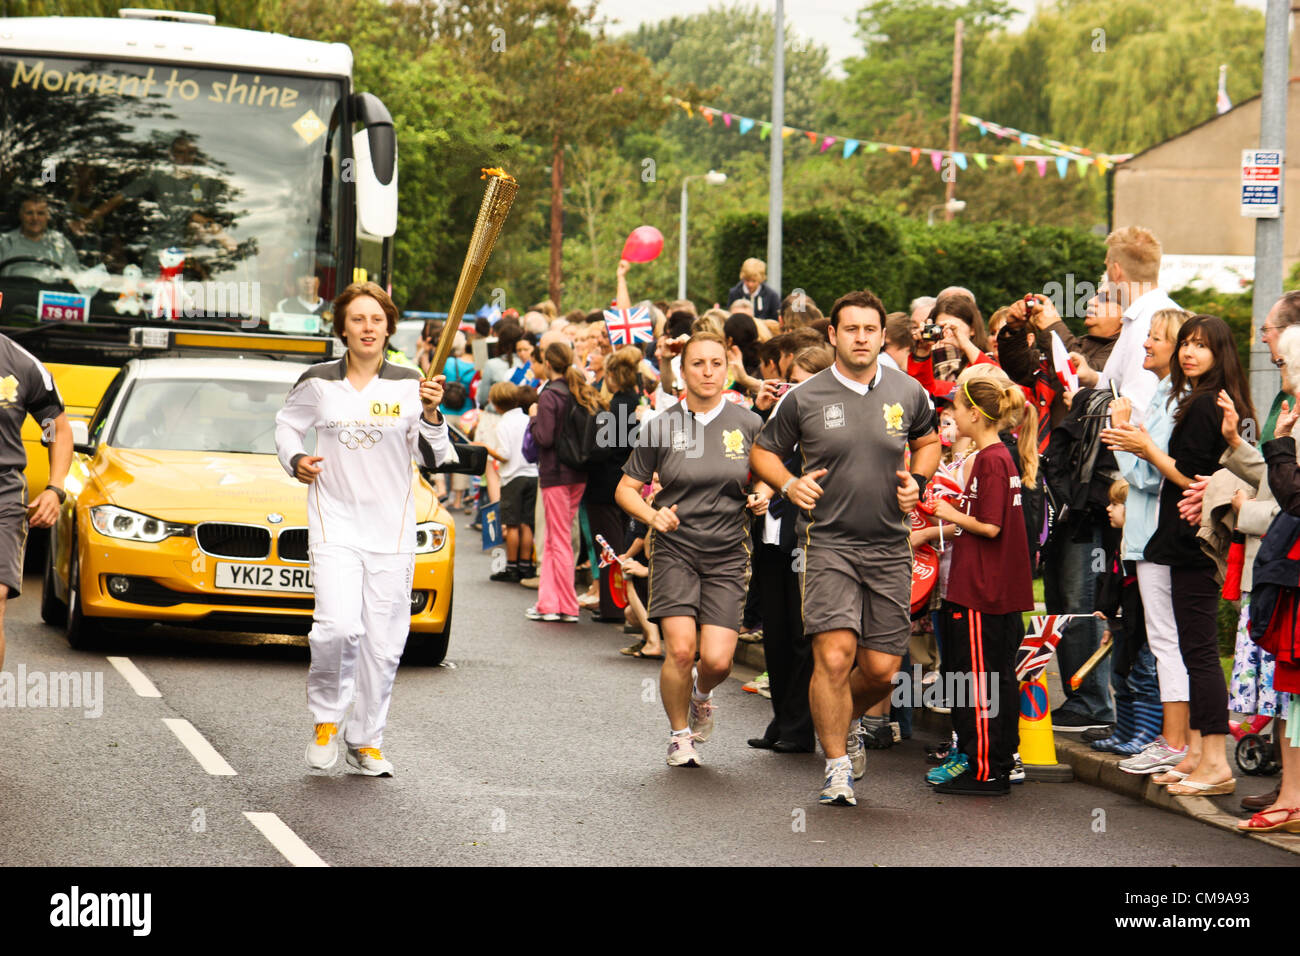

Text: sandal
xmin=619 ymin=642 xmax=645 ymax=656
xmin=1167 ymin=777 xmax=1236 ymax=797
xmin=1152 ymin=770 xmax=1188 ymax=786
xmin=630 ymin=647 xmax=663 ymax=660
xmin=1236 ymin=807 xmax=1300 ymax=833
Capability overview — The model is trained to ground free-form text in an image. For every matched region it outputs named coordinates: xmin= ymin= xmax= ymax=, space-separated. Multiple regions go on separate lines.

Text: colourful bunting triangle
xmin=973 ymin=153 xmax=988 ymax=170
xmin=739 ymin=117 xmax=754 ymax=135
xmin=820 ymin=136 xmax=836 ymax=153
xmin=1055 ymin=156 xmax=1069 ymax=178
xmin=843 ymin=138 xmax=859 ymax=158
xmin=910 ymin=147 xmax=921 ymax=167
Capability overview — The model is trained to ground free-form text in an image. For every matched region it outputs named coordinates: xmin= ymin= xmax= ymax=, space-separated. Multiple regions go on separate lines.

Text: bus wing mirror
xmin=351 ymin=93 xmax=397 ymax=239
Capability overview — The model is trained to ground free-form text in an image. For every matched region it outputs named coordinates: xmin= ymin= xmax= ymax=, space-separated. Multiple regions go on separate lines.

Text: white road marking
xmin=162 ymin=718 xmax=237 ymax=776
xmin=243 ymin=812 xmax=329 ymax=867
xmin=106 ymin=656 xmax=162 ymax=698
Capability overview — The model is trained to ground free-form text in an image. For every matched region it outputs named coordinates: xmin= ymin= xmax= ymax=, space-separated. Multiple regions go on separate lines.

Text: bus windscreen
xmin=0 ymin=55 xmax=347 ymax=339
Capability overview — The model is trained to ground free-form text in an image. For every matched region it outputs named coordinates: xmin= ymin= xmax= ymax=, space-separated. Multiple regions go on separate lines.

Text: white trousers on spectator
xmin=1136 ymin=561 xmax=1189 ymax=703
xmin=307 ymin=543 xmax=414 ymax=748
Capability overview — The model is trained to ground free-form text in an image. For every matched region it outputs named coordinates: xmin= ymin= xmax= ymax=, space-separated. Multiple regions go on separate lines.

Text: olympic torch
xmin=427 ymin=167 xmax=519 ymax=379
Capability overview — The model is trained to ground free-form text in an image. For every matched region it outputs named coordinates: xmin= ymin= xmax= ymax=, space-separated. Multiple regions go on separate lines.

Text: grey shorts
xmin=647 ymin=533 xmax=750 ymax=630
xmin=800 ymin=543 xmax=910 ymax=654
xmin=498 ymin=475 xmax=537 ymax=527
xmin=0 ymin=500 xmax=28 ymax=597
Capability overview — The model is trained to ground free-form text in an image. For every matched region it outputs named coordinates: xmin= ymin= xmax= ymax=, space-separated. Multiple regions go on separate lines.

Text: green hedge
xmin=712 ymin=209 xmax=909 ymax=314
xmin=1166 ymin=286 xmax=1254 ymax=378
xmin=712 ymin=208 xmax=1107 ymax=317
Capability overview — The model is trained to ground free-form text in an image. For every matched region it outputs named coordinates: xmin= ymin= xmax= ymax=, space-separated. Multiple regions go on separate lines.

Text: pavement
xmin=733 ymin=638 xmax=1300 ymax=857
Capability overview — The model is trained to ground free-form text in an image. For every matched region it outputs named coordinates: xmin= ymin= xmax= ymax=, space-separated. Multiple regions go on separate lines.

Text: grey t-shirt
xmin=0 ymin=228 xmax=80 ymax=278
xmin=623 ymin=399 xmax=762 ymax=554
xmin=756 ymin=363 xmax=935 ymax=553
xmin=0 ymin=334 xmax=65 ymax=498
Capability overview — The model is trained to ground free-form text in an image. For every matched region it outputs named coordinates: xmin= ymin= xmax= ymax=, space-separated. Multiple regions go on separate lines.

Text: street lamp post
xmin=678 ymin=170 xmax=727 ymax=300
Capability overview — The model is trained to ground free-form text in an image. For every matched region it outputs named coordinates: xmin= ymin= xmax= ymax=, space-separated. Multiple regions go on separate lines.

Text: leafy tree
xmin=409 ymin=0 xmax=670 ymax=309
xmin=975 ymin=0 xmax=1265 ymax=154
xmin=625 ymin=4 xmax=830 ymax=171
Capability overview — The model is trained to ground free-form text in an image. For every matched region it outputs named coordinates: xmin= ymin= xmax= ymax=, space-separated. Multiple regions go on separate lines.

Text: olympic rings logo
xmin=337 ymin=428 xmax=383 ymax=450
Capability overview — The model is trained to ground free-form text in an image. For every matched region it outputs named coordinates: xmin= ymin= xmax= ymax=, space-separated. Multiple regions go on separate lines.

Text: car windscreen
xmin=110 ymin=376 xmax=315 ymax=455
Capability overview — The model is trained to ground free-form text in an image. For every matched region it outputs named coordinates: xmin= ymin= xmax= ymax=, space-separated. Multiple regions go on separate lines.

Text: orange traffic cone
xmin=1018 ymin=673 xmax=1073 ymax=782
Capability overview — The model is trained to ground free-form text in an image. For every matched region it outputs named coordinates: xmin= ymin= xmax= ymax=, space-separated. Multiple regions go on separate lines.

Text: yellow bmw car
xmin=40 ymin=340 xmax=482 ymax=664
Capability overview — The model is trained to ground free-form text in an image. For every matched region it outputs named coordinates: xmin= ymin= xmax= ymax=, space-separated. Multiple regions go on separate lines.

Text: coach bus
xmin=0 ymin=8 xmax=398 ymax=491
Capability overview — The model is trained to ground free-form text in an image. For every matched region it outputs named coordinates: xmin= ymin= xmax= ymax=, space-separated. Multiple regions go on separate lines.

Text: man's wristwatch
xmin=780 ymin=476 xmax=796 ymax=497
xmin=45 ymin=486 xmax=66 ymax=504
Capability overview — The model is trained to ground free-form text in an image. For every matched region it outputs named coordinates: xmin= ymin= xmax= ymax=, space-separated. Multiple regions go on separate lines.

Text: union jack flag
xmin=594 ymin=534 xmax=623 ymax=569
xmin=603 ymin=306 xmax=654 ymax=347
xmin=1015 ymin=614 xmax=1088 ymax=682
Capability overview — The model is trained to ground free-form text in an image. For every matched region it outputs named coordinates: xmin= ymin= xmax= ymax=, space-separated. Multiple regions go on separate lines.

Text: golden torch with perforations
xmin=427 ymin=168 xmax=519 ymax=379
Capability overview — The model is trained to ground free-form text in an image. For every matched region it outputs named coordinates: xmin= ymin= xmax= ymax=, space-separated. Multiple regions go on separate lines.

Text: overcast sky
xmin=597 ymin=0 xmax=1270 ymax=76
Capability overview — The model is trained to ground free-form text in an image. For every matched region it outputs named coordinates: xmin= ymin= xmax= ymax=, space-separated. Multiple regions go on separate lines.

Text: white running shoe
xmin=846 ymin=720 xmax=867 ymax=780
xmin=346 ymin=746 xmax=394 ymax=776
xmin=306 ymin=722 xmax=339 ymax=770
xmin=1118 ymin=737 xmax=1188 ymax=775
xmin=666 ymin=733 xmax=701 ymax=767
xmin=689 ymin=694 xmax=716 ymax=742
xmin=819 ymin=761 xmax=857 ymax=806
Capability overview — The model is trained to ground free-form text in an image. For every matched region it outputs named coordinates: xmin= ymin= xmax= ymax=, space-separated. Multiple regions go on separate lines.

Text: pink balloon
xmin=621 ymin=225 xmax=664 ymax=263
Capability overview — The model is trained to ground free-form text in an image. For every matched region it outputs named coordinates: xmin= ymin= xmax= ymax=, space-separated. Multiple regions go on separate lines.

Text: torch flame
xmin=481 ymin=167 xmax=515 ymax=182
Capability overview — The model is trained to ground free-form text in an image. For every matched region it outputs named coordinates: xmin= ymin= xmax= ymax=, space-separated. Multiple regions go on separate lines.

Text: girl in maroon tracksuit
xmin=930 ymin=366 xmax=1038 ymax=794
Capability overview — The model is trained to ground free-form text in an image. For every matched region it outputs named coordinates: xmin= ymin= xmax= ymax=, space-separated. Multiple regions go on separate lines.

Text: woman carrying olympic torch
xmin=275 ymin=281 xmax=457 ymax=776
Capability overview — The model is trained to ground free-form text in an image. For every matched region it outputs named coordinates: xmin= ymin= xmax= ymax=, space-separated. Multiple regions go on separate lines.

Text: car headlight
xmin=415 ymin=520 xmax=448 ymax=553
xmin=90 ymin=505 xmax=191 ymax=543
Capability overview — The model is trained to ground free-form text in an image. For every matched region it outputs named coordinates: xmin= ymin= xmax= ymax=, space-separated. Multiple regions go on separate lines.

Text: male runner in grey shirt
xmin=0 ymin=334 xmax=73 ymax=669
xmin=752 ymin=289 xmax=939 ymax=806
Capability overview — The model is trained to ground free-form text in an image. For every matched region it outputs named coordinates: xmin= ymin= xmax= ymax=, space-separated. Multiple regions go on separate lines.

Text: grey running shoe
xmin=819 ymin=762 xmax=857 ymax=806
xmin=1118 ymin=737 xmax=1188 ymax=775
xmin=846 ymin=720 xmax=867 ymax=780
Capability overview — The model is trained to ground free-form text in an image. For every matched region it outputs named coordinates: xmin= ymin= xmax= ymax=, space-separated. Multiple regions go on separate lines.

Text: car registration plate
xmin=215 ymin=562 xmax=314 ymax=593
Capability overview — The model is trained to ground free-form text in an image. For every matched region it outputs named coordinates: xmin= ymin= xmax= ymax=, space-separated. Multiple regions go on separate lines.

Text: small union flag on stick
xmin=603 ymin=306 xmax=654 ymax=347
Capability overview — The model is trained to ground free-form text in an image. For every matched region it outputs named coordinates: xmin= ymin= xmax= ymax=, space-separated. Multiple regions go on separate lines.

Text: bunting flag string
xmin=664 ymin=95 xmax=1127 ymax=178
xmin=959 ymin=112 xmax=1132 ymax=168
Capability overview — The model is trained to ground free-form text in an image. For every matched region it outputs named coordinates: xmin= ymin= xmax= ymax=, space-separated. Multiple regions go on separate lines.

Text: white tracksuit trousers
xmin=307 ymin=543 xmax=415 ymax=748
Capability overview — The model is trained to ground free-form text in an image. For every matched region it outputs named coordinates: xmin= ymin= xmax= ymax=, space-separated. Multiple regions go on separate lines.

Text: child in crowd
xmin=485 ymin=382 xmax=539 ymax=583
xmin=618 ymin=506 xmax=663 ymax=659
xmin=1091 ymin=479 xmax=1163 ymax=754
xmin=927 ymin=365 xmax=1038 ymax=794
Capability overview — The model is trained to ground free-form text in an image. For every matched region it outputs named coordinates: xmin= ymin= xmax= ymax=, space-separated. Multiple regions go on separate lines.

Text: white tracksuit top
xmin=275 ymin=357 xmax=457 ymax=554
